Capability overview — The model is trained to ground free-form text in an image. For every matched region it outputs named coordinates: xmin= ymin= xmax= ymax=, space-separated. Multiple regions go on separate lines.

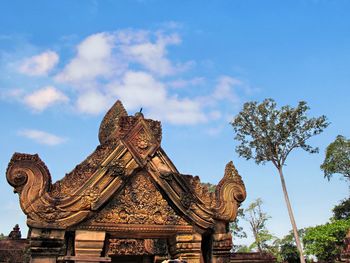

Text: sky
xmin=0 ymin=0 xmax=349 ymax=246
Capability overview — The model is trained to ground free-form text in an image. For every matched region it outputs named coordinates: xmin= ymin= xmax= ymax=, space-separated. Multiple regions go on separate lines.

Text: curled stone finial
xmin=224 ymin=161 xmax=244 ymax=185
xmin=214 ymin=161 xmax=246 ymax=221
xmin=99 ymin=100 xmax=128 ymax=144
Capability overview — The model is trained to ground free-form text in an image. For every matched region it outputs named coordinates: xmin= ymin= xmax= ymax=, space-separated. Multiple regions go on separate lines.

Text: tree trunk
xmin=278 ymin=167 xmax=305 ymax=263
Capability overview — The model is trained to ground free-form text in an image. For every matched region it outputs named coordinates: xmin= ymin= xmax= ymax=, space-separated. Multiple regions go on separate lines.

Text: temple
xmin=6 ymin=100 xmax=247 ymax=263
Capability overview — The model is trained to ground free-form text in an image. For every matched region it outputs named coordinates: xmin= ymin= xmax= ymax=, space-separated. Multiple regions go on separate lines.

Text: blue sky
xmin=0 ymin=0 xmax=349 ymax=246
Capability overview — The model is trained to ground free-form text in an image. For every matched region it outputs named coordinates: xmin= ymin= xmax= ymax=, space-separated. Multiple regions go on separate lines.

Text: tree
xmin=321 ymin=135 xmax=350 ymax=182
xmin=230 ymin=207 xmax=247 ymax=239
xmin=230 ymin=207 xmax=248 ymax=252
xmin=244 ymin=198 xmax=276 ymax=253
xmin=279 ymin=229 xmax=306 ymax=263
xmin=235 ymin=245 xmax=251 ymax=252
xmin=231 ymin=99 xmax=329 ymax=263
xmin=332 ymin=198 xmax=350 ymax=220
xmin=303 ymin=219 xmax=350 ymax=262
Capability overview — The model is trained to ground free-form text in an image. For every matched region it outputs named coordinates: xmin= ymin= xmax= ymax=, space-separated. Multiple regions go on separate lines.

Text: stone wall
xmin=230 ymin=252 xmax=276 ymax=263
xmin=0 ymin=239 xmax=29 ymax=263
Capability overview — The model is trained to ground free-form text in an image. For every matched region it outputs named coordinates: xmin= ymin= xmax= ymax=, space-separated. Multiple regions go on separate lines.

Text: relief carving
xmin=51 ymin=143 xmax=116 ymax=198
xmin=81 ymin=187 xmax=100 ymax=209
xmin=107 ymin=238 xmax=167 ymax=256
xmin=98 ymin=100 xmax=128 ymax=144
xmin=131 ymin=128 xmax=152 ymax=157
xmin=182 ymin=175 xmax=216 ymax=208
xmin=83 ymin=173 xmax=188 ymax=226
xmin=107 ymin=159 xmax=125 ymax=178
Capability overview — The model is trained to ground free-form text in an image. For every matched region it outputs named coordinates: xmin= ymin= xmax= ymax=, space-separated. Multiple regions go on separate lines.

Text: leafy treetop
xmin=332 ymin=198 xmax=350 ymax=220
xmin=231 ymin=98 xmax=329 ymax=169
xmin=303 ymin=219 xmax=350 ymax=262
xmin=321 ymin=135 xmax=350 ymax=181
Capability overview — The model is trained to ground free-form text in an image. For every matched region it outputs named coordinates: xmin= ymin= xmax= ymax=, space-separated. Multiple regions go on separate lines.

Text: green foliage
xmin=231 ymin=99 xmax=328 ymax=263
xmin=332 ymin=198 xmax=350 ymax=220
xmin=230 ymin=208 xmax=247 ymax=239
xmin=278 ymin=230 xmax=305 ymax=263
xmin=303 ymin=219 xmax=350 ymax=262
xmin=231 ymin=98 xmax=329 ymax=169
xmin=0 ymin=233 xmax=6 ymax=240
xmin=235 ymin=245 xmax=251 ymax=252
xmin=244 ymin=198 xmax=277 ymax=253
xmin=321 ymin=135 xmax=350 ymax=181
xmin=230 ymin=208 xmax=248 ymax=252
xmin=280 ymin=243 xmax=299 ymax=263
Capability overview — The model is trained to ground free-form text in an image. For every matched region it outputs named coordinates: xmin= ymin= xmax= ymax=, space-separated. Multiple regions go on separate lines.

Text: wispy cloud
xmin=23 ymin=86 xmax=69 ymax=111
xmin=18 ymin=50 xmax=59 ymax=76
xmin=18 ymin=129 xmax=67 ymax=146
xmin=121 ymin=32 xmax=184 ymax=76
xmin=55 ymin=33 xmax=119 ymax=85
xmin=167 ymin=77 xmax=205 ymax=88
xmin=76 ymin=90 xmax=111 ymax=115
xmin=212 ymin=76 xmax=242 ymax=102
xmin=1 ymin=27 xmax=255 ymax=126
xmin=110 ymin=70 xmax=206 ymax=124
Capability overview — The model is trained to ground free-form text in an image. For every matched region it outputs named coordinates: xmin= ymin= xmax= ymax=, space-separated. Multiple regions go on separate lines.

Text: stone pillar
xmin=212 ymin=232 xmax=232 ymax=263
xmin=29 ymin=228 xmax=65 ymax=263
xmin=169 ymin=233 xmax=202 ymax=263
xmin=74 ymin=230 xmax=106 ymax=263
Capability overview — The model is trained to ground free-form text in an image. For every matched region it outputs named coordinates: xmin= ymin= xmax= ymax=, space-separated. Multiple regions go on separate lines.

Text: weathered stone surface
xmin=6 ymin=100 xmax=247 ymax=263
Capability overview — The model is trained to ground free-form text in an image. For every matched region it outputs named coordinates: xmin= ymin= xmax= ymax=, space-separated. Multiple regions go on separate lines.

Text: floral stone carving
xmin=84 ymin=173 xmax=189 ymax=226
xmin=107 ymin=238 xmax=167 ymax=256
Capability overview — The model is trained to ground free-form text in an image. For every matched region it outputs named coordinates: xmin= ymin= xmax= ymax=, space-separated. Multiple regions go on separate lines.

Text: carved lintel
xmin=107 ymin=238 xmax=167 ymax=256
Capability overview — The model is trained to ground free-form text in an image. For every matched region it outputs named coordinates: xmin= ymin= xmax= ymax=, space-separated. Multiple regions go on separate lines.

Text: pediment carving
xmin=6 ymin=100 xmax=246 ymax=232
xmin=81 ymin=172 xmax=189 ymax=227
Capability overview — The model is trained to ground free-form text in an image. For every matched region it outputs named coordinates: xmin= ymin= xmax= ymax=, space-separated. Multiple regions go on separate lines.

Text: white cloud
xmin=208 ymin=110 xmax=222 ymax=120
xmin=112 ymin=71 xmax=166 ymax=109
xmin=76 ymin=90 xmax=112 ymax=115
xmin=167 ymin=77 xmax=205 ymax=88
xmin=213 ymin=75 xmax=242 ymax=102
xmin=23 ymin=86 xmax=69 ymax=111
xmin=55 ymin=33 xmax=120 ymax=85
xmin=121 ymin=33 xmax=182 ymax=76
xmin=115 ymin=29 xmax=149 ymax=45
xmin=18 ymin=51 xmax=59 ymax=76
xmin=18 ymin=129 xmax=67 ymax=146
xmin=111 ymin=71 xmax=206 ymax=125
xmin=151 ymin=97 xmax=206 ymax=125
xmin=3 ymin=29 xmax=254 ymax=126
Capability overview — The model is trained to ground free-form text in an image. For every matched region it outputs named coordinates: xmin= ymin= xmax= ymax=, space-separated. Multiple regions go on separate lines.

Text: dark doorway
xmin=201 ymin=233 xmax=212 ymax=263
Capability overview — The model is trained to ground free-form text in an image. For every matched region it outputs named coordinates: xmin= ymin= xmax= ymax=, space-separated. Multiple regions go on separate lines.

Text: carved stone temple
xmin=6 ymin=101 xmax=247 ymax=263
